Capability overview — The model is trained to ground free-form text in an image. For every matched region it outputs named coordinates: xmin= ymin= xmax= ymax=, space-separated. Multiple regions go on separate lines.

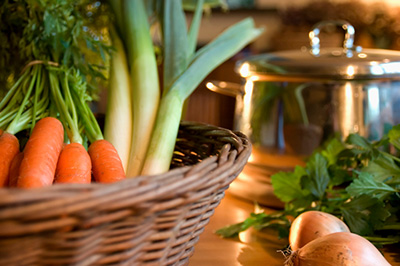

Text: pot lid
xmin=236 ymin=20 xmax=400 ymax=81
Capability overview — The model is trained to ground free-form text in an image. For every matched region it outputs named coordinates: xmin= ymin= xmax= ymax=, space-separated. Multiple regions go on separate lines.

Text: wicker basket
xmin=0 ymin=121 xmax=251 ymax=266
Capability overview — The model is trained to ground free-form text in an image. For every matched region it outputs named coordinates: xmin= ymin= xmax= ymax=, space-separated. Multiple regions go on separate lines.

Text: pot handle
xmin=205 ymin=80 xmax=244 ymax=97
xmin=309 ymin=20 xmax=357 ymax=56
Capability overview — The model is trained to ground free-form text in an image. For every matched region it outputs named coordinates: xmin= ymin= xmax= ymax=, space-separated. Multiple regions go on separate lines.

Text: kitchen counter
xmin=189 ymin=191 xmax=400 ymax=266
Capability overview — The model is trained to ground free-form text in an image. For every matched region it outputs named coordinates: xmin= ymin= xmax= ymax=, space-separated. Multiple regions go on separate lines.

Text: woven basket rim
xmin=0 ymin=121 xmax=251 ymax=218
xmin=0 ymin=120 xmax=249 ymax=191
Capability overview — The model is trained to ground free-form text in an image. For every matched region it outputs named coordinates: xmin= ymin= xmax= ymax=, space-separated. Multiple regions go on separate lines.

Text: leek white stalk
xmin=141 ymin=90 xmax=183 ymax=175
xmin=123 ymin=0 xmax=160 ymax=177
xmin=104 ymin=28 xmax=132 ymax=172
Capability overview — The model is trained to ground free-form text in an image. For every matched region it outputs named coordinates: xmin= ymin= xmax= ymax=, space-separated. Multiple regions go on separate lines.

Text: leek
xmin=104 ymin=28 xmax=132 ymax=172
xmin=142 ymin=17 xmax=263 ymax=175
xmin=123 ymin=0 xmax=160 ymax=177
xmin=106 ymin=0 xmax=263 ymax=177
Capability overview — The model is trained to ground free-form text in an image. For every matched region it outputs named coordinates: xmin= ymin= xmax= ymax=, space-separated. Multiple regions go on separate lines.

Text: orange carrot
xmin=88 ymin=139 xmax=126 ymax=183
xmin=17 ymin=117 xmax=64 ymax=188
xmin=0 ymin=132 xmax=20 ymax=187
xmin=8 ymin=152 xmax=24 ymax=187
xmin=0 ymin=129 xmax=3 ymax=136
xmin=55 ymin=142 xmax=91 ymax=184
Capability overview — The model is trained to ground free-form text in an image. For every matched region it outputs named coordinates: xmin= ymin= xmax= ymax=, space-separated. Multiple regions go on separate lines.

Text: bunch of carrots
xmin=0 ymin=116 xmax=125 ymax=188
xmin=0 ymin=64 xmax=126 ymax=189
xmin=0 ymin=1 xmax=127 ymax=189
xmin=0 ymin=115 xmax=125 ymax=188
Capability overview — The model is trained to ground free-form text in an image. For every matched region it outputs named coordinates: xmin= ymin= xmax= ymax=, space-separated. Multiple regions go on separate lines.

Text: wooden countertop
xmin=189 ymin=191 xmax=400 ymax=266
xmin=189 ymin=192 xmax=287 ymax=266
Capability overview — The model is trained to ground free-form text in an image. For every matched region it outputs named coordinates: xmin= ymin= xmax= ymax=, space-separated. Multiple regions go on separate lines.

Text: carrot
xmin=8 ymin=152 xmax=24 ymax=187
xmin=55 ymin=142 xmax=91 ymax=184
xmin=0 ymin=129 xmax=3 ymax=136
xmin=0 ymin=132 xmax=20 ymax=187
xmin=17 ymin=117 xmax=64 ymax=188
xmin=88 ymin=139 xmax=126 ymax=183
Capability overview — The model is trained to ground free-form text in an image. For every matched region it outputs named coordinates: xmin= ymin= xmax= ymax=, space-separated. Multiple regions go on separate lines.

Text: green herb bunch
xmin=217 ymin=127 xmax=400 ymax=246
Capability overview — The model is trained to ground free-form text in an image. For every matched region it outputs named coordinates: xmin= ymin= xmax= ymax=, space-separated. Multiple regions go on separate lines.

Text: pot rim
xmin=236 ymin=20 xmax=400 ymax=81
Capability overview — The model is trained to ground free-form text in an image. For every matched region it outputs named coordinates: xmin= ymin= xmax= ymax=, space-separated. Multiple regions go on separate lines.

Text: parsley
xmin=217 ymin=127 xmax=400 ymax=246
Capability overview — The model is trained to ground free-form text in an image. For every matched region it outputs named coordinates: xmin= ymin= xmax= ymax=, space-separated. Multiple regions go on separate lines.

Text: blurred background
xmin=183 ymin=0 xmax=400 ymax=129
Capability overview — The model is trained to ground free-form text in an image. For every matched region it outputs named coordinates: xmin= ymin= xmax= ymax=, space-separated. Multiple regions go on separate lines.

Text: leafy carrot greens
xmin=0 ymin=0 xmax=110 ymax=147
xmin=217 ymin=128 xmax=400 ymax=246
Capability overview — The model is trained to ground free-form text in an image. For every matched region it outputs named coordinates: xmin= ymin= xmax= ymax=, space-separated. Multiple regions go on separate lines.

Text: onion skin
xmin=289 ymin=211 xmax=350 ymax=251
xmin=285 ymin=232 xmax=391 ymax=266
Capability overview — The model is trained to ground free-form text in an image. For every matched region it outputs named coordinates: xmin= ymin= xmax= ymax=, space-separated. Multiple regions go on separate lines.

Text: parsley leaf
xmin=301 ymin=153 xmax=330 ymax=199
xmin=271 ymin=166 xmax=310 ymax=203
xmin=346 ymin=172 xmax=397 ymax=200
xmin=388 ymin=124 xmax=400 ymax=150
xmin=362 ymin=156 xmax=400 ymax=184
xmin=215 ymin=212 xmax=291 ymax=239
xmin=341 ymin=194 xmax=391 ymax=235
xmin=321 ymin=138 xmax=346 ymax=165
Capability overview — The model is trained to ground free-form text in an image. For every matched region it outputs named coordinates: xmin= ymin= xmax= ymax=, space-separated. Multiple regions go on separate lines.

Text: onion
xmin=285 ymin=232 xmax=391 ymax=266
xmin=289 ymin=211 xmax=350 ymax=251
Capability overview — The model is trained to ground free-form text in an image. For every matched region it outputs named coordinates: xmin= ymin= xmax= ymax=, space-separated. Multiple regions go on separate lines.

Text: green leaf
xmin=182 ymin=0 xmax=227 ymax=10
xmin=321 ymin=138 xmax=346 ymax=165
xmin=341 ymin=194 xmax=391 ymax=235
xmin=162 ymin=0 xmax=189 ymax=94
xmin=171 ymin=17 xmax=263 ymax=100
xmin=215 ymin=212 xmax=291 ymax=239
xmin=346 ymin=133 xmax=373 ymax=149
xmin=187 ymin=0 xmax=204 ymax=60
xmin=362 ymin=156 xmax=400 ymax=184
xmin=302 ymin=153 xmax=330 ymax=199
xmin=329 ymin=167 xmax=352 ymax=186
xmin=215 ymin=212 xmax=266 ymax=238
xmin=272 ymin=168 xmax=315 ymax=211
xmin=346 ymin=172 xmax=396 ymax=200
xmin=215 ymin=222 xmax=245 ymax=238
xmin=388 ymin=124 xmax=400 ymax=150
xmin=271 ymin=165 xmax=310 ymax=203
xmin=345 ymin=133 xmax=385 ymax=161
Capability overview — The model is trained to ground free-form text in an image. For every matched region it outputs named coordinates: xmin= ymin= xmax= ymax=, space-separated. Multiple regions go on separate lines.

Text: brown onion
xmin=285 ymin=232 xmax=391 ymax=266
xmin=289 ymin=211 xmax=350 ymax=251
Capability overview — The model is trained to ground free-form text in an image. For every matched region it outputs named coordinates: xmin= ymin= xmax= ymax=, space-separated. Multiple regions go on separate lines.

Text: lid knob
xmin=309 ymin=20 xmax=356 ymax=57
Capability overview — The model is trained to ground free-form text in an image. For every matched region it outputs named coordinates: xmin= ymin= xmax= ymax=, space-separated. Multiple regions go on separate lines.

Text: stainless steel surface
xmin=236 ymin=49 xmax=400 ymax=81
xmin=236 ymin=20 xmax=400 ymax=81
xmin=218 ymin=79 xmax=400 ymax=156
xmin=309 ymin=20 xmax=355 ymax=57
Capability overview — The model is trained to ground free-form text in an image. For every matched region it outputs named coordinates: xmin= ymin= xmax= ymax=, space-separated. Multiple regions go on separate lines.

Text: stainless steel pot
xmin=208 ymin=20 xmax=400 ymax=159
xmin=207 ymin=21 xmax=400 ymax=206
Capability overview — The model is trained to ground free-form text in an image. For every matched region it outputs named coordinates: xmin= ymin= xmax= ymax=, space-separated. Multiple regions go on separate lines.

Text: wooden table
xmin=189 ymin=191 xmax=400 ymax=266
xmin=189 ymin=192 xmax=287 ymax=266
